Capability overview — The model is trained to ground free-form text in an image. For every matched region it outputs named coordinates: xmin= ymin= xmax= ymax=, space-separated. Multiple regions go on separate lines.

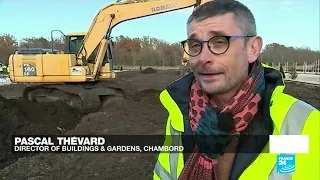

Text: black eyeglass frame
xmin=180 ymin=35 xmax=256 ymax=57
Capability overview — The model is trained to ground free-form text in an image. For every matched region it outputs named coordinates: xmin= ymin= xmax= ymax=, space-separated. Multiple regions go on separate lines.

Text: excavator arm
xmin=77 ymin=0 xmax=212 ymax=80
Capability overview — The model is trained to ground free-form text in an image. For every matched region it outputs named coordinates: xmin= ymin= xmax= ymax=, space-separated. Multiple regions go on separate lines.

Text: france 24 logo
xmin=276 ymin=154 xmax=295 ymax=174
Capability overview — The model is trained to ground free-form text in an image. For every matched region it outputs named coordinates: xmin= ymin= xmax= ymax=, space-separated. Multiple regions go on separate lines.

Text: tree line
xmin=0 ymin=33 xmax=319 ymax=67
xmin=260 ymin=43 xmax=319 ymax=65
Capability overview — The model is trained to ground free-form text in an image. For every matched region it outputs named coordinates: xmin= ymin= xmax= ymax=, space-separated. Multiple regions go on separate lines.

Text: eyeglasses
xmin=180 ymin=35 xmax=255 ymax=57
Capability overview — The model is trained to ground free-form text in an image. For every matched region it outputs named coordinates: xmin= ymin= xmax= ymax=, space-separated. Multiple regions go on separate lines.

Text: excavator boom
xmin=78 ymin=0 xmax=211 ymax=79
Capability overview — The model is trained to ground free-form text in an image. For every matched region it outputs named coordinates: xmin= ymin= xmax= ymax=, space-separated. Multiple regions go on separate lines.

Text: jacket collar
xmin=161 ymin=63 xmax=285 ymax=128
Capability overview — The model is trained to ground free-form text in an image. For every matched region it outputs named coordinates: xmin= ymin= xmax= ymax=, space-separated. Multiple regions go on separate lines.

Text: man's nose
xmin=198 ymin=43 xmax=214 ymax=65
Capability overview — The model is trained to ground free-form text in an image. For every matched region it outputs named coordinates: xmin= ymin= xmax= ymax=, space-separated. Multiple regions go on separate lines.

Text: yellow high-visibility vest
xmin=153 ymin=64 xmax=320 ymax=180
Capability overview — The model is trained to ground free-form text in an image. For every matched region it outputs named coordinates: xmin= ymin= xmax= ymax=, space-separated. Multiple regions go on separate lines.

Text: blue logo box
xmin=276 ymin=154 xmax=295 ymax=174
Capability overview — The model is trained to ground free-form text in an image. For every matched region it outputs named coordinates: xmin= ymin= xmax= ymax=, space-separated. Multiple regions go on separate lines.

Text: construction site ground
xmin=0 ymin=69 xmax=319 ymax=180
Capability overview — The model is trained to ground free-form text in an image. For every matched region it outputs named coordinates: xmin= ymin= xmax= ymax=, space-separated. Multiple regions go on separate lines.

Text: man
xmin=153 ymin=0 xmax=319 ymax=180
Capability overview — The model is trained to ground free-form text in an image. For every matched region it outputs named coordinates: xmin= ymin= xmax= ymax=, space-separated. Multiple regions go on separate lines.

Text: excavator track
xmin=22 ymin=82 xmax=126 ymax=114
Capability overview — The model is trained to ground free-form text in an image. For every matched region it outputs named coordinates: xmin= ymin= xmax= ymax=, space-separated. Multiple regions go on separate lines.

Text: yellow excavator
xmin=8 ymin=0 xmax=210 ymax=113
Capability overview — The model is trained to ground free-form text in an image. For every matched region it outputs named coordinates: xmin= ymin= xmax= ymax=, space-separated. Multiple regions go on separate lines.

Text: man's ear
xmin=247 ymin=36 xmax=263 ymax=63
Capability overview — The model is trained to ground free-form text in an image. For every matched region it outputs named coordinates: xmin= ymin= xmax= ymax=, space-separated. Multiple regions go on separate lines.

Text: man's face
xmin=187 ymin=13 xmax=255 ymax=95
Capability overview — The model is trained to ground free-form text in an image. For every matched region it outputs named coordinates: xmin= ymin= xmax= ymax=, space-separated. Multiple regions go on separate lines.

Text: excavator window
xmin=70 ymin=36 xmax=84 ymax=54
xmin=65 ymin=35 xmax=84 ymax=54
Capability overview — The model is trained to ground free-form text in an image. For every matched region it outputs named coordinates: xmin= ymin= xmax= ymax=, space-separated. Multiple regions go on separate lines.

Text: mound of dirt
xmin=141 ymin=67 xmax=156 ymax=74
xmin=0 ymin=95 xmax=84 ymax=170
xmin=0 ymin=87 xmax=166 ymax=180
xmin=68 ymin=88 xmax=164 ymax=136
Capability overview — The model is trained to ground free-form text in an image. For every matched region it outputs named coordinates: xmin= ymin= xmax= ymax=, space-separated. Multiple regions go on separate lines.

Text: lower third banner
xmin=11 ymin=135 xmax=184 ymax=153
xmin=12 ymin=135 xmax=270 ymax=153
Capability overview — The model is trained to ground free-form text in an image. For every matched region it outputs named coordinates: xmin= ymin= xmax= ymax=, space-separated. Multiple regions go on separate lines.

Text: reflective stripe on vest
xmin=269 ymin=100 xmax=314 ymax=180
xmin=154 ymin=125 xmax=181 ymax=180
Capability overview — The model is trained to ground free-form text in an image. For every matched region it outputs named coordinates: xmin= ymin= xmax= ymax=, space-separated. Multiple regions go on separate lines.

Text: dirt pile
xmin=141 ymin=67 xmax=156 ymax=74
xmin=68 ymin=88 xmax=165 ymax=136
xmin=0 ymin=95 xmax=84 ymax=169
xmin=0 ymin=88 xmax=167 ymax=180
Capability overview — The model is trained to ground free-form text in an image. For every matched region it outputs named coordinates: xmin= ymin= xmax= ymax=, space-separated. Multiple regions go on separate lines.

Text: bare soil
xmin=0 ymin=95 xmax=83 ymax=170
xmin=0 ymin=69 xmax=318 ymax=180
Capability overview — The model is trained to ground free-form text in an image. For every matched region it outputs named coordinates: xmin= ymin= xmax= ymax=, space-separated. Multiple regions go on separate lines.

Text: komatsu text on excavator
xmin=8 ymin=0 xmax=211 ymax=113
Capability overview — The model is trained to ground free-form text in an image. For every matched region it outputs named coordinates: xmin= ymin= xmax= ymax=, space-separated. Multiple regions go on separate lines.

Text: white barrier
xmin=0 ymin=76 xmax=11 ymax=86
xmin=284 ymin=73 xmax=320 ymax=85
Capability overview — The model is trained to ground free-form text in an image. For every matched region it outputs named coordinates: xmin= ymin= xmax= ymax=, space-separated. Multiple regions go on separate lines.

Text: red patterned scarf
xmin=178 ymin=61 xmax=265 ymax=180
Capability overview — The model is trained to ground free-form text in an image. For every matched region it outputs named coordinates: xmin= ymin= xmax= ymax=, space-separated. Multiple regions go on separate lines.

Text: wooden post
xmin=305 ymin=61 xmax=307 ymax=73
xmin=312 ymin=61 xmax=314 ymax=74
xmin=311 ymin=63 xmax=314 ymax=74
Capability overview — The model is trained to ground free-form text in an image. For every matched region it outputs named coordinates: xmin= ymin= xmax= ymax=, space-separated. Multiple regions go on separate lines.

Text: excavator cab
xmin=63 ymin=32 xmax=114 ymax=76
xmin=64 ymin=32 xmax=86 ymax=54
